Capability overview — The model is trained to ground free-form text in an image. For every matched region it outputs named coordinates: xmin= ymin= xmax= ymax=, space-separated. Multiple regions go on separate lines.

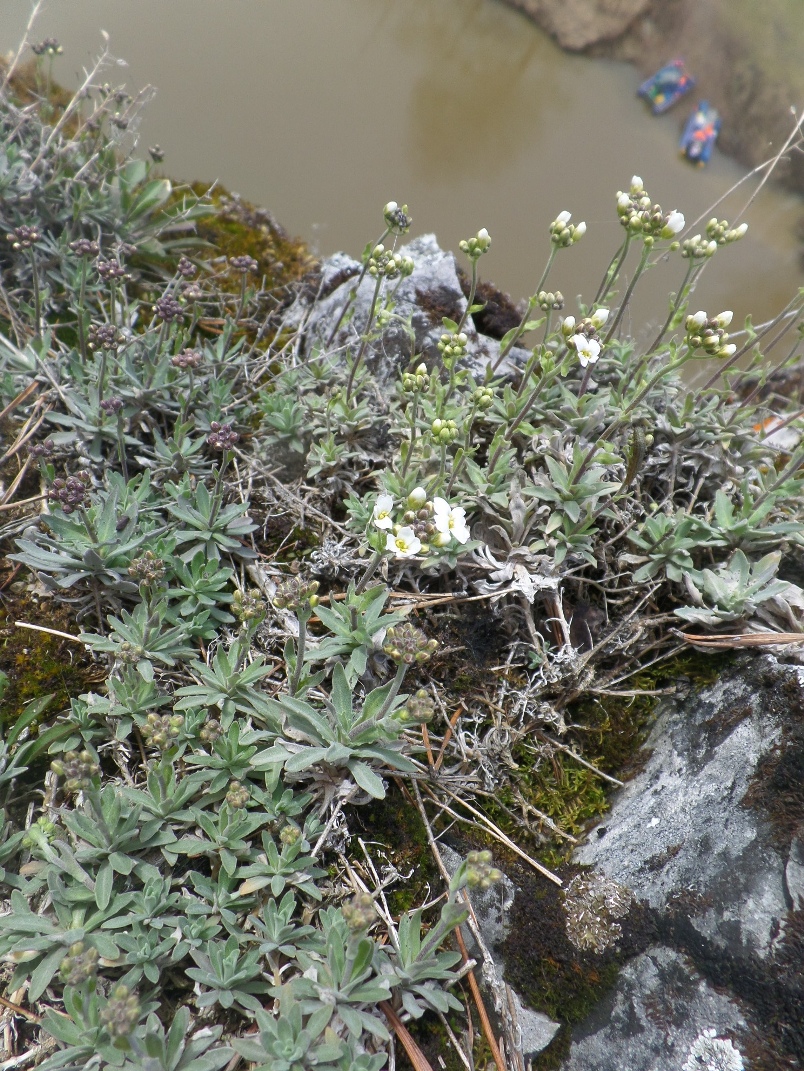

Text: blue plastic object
xmin=680 ymin=101 xmax=721 ymax=166
xmin=638 ymin=59 xmax=695 ymax=115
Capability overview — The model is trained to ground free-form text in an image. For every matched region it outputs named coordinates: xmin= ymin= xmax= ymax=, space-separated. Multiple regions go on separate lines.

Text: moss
xmin=188 ymin=183 xmax=316 ymax=296
xmin=0 ymin=589 xmax=104 ymax=725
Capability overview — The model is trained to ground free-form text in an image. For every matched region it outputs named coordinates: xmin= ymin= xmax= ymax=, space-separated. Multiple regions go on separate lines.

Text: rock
xmin=552 ymin=655 xmax=804 ymax=1069
xmin=561 ymin=947 xmax=747 ymax=1071
xmin=501 ymin=0 xmax=650 ymax=51
xmin=439 ymin=845 xmax=561 ymax=1059
xmin=289 ymin=234 xmax=528 ymax=384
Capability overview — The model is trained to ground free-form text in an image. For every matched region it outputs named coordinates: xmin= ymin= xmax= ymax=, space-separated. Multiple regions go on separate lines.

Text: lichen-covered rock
xmin=289 ymin=235 xmax=528 ymax=383
xmin=554 ymin=655 xmax=804 ymax=1069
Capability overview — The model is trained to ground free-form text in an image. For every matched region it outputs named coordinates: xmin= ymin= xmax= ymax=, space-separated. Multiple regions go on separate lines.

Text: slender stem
xmin=646 ymin=260 xmax=697 ymax=354
xmin=354 ymin=549 xmax=384 ymax=596
xmin=490 ymin=294 xmax=539 ymax=374
xmin=116 ymin=411 xmax=128 ymax=480
xmin=289 ymin=615 xmax=308 ymax=696
xmin=77 ymin=256 xmax=88 ymax=362
xmin=456 ymin=260 xmax=477 ymax=335
xmin=576 ymin=361 xmax=594 ymax=398
xmin=594 ymin=237 xmax=629 ymax=305
xmin=399 ymin=391 xmax=421 ymax=480
xmin=487 ymin=365 xmax=561 ymax=471
xmin=326 ymin=226 xmax=391 ymax=347
xmin=344 ymin=275 xmax=383 ymax=402
xmin=351 ymin=662 xmax=408 ymax=736
xmin=603 ymin=242 xmax=651 ymax=344
xmin=28 ymin=250 xmax=41 ymax=338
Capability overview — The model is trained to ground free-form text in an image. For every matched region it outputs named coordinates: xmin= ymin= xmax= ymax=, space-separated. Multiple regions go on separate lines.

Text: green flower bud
xmin=100 ymin=984 xmax=140 ymax=1043
xmin=60 ymin=941 xmax=99 ymax=986
xmin=342 ymin=892 xmax=376 ymax=932
xmin=51 ymin=750 xmax=99 ymax=794
xmin=383 ymin=623 xmax=438 ymax=665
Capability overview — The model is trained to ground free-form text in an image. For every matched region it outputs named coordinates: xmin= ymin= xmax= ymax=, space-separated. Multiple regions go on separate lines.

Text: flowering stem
xmin=400 ymin=391 xmax=421 ymax=480
xmin=603 ymin=243 xmax=651 ymax=344
xmin=426 ymin=444 xmax=449 ymax=498
xmin=491 ymin=294 xmax=539 ymax=374
xmin=456 ymin=260 xmax=477 ymax=334
xmin=326 ymin=225 xmax=391 ymax=347
xmin=535 ymin=246 xmax=558 ymax=297
xmin=77 ymin=256 xmax=88 ymax=362
xmin=289 ymin=613 xmax=309 ymax=696
xmin=576 ymin=361 xmax=594 ymax=398
xmin=487 ymin=365 xmax=561 ymax=471
xmin=596 ymin=234 xmax=631 ymax=306
xmin=25 ymin=249 xmax=42 ymax=338
xmin=344 ymin=274 xmax=383 ymax=403
xmin=646 ymin=260 xmax=699 ymax=353
xmin=355 ymin=549 xmax=384 ymax=596
xmin=116 ymin=411 xmax=128 ymax=481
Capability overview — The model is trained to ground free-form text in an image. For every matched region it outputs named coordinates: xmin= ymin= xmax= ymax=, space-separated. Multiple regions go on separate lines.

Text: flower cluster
xmin=537 ymin=289 xmax=564 ymax=311
xmin=466 ymin=850 xmax=503 ymax=890
xmin=152 ymin=295 xmax=184 ymax=323
xmin=383 ymin=623 xmax=438 ymax=665
xmin=616 ymin=176 xmax=684 ymax=243
xmin=171 ymin=348 xmax=204 ymax=370
xmin=232 ymin=588 xmax=266 ymax=626
xmin=398 ymin=688 xmax=435 ymax=724
xmin=51 ymin=749 xmax=99 ymax=794
xmin=373 ymin=491 xmax=470 ymax=556
xmin=438 ymin=331 xmax=468 ymax=363
xmin=128 ymin=551 xmax=166 ymax=587
xmin=705 ymin=217 xmax=748 ymax=246
xmin=562 ymin=308 xmax=609 ymax=368
xmin=99 ymin=397 xmax=124 ymax=415
xmin=100 ymin=984 xmax=140 ymax=1041
xmin=367 ymin=246 xmax=414 ymax=280
xmin=383 ymin=201 xmax=412 ymax=234
xmin=31 ymin=37 xmax=63 ymax=56
xmin=342 ymin=892 xmax=376 ymax=932
xmin=459 ymin=227 xmax=491 ymax=259
xmin=229 ymin=254 xmax=259 ymax=274
xmin=402 ymin=362 xmax=430 ymax=393
xmin=69 ymin=237 xmax=99 ymax=258
xmin=49 ymin=471 xmax=92 ymax=513
xmin=685 ymin=310 xmax=736 ymax=359
xmin=550 ymin=211 xmax=586 ymax=247
xmin=60 ymin=941 xmax=99 ymax=986
xmin=6 ymin=225 xmax=41 ymax=250
xmin=273 ymin=576 xmax=320 ymax=612
xmin=96 ymin=258 xmax=130 ymax=282
xmin=207 ymin=421 xmax=239 ymax=450
xmin=141 ymin=713 xmax=184 ymax=750
xmin=226 ymin=780 xmax=251 ymax=809
xmin=88 ymin=323 xmax=124 ymax=352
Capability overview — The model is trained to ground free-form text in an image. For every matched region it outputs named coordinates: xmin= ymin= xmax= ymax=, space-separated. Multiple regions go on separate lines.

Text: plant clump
xmin=1 ymin=29 xmax=804 ymax=1071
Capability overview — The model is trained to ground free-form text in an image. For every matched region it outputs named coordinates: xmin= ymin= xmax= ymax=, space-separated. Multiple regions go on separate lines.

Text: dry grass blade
xmin=680 ymin=630 xmax=804 ymax=648
xmin=379 ymin=1001 xmax=437 ymax=1071
xmin=0 ymin=381 xmax=38 ymax=424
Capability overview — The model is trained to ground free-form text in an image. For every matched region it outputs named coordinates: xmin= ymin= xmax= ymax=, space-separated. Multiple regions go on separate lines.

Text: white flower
xmin=590 ymin=307 xmax=609 ymax=329
xmin=715 ymin=310 xmax=733 ymax=328
xmin=630 ymin=175 xmax=643 ymax=192
xmin=433 ymin=498 xmax=471 ymax=544
xmin=662 ymin=209 xmax=685 ymax=237
xmin=561 ymin=315 xmax=576 ymax=337
xmin=407 ymin=486 xmax=427 ymax=509
xmin=572 ymin=220 xmax=587 ymax=240
xmin=571 ymin=334 xmax=601 ymax=368
xmin=617 ymin=191 xmax=631 ymax=211
xmin=372 ymin=494 xmax=395 ymax=530
xmin=386 ymin=527 xmax=421 ymax=558
xmin=732 ymin=222 xmax=748 ymax=239
xmin=720 ymin=344 xmax=737 ymax=358
xmin=688 ymin=310 xmax=707 ymax=330
xmin=554 ymin=210 xmax=572 ymax=226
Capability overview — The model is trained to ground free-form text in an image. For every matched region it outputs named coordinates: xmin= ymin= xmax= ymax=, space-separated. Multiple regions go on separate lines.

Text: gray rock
xmin=561 ymin=947 xmax=747 ymax=1071
xmin=574 ymin=657 xmax=792 ymax=959
xmin=554 ymin=655 xmax=804 ymax=1069
xmin=289 ymin=234 xmax=528 ymax=382
xmin=440 ymin=845 xmax=561 ymax=1058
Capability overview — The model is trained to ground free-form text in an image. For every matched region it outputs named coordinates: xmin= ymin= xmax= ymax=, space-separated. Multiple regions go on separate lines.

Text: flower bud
xmin=686 ymin=311 xmax=707 ymax=331
xmin=715 ymin=310 xmax=733 ymax=328
xmin=407 ymin=487 xmax=427 ymax=509
xmin=590 ymin=307 xmax=609 ymax=329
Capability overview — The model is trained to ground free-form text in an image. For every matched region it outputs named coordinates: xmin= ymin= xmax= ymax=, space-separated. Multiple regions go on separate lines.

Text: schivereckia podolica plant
xmin=1 ymin=26 xmax=804 ymax=1071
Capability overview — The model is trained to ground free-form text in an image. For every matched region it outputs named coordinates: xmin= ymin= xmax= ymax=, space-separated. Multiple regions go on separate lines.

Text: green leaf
xmin=349 ymin=761 xmax=385 ymax=799
xmin=95 ymin=861 xmax=114 ymax=910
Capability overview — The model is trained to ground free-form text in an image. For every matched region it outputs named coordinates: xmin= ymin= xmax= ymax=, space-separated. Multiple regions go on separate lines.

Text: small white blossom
xmin=387 ymin=527 xmax=421 ymax=558
xmin=407 ymin=486 xmax=427 ymax=509
xmin=688 ymin=310 xmax=707 ymax=330
xmin=682 ymin=1029 xmax=744 ymax=1071
xmin=571 ymin=334 xmax=601 ymax=368
xmin=561 ymin=315 xmax=576 ymax=337
xmin=617 ymin=191 xmax=631 ymax=211
xmin=720 ymin=344 xmax=737 ymax=358
xmin=433 ymin=498 xmax=471 ymax=544
xmin=372 ymin=494 xmax=395 ymax=530
xmin=554 ymin=210 xmax=572 ymax=226
xmin=662 ymin=209 xmax=685 ymax=237
xmin=732 ymin=222 xmax=748 ymax=239
xmin=715 ymin=310 xmax=733 ymax=328
xmin=630 ymin=175 xmax=643 ymax=192
xmin=590 ymin=307 xmax=609 ymax=329
xmin=572 ymin=220 xmax=587 ymax=241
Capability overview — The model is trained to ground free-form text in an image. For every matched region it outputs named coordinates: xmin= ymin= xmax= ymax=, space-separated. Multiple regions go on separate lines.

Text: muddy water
xmin=3 ymin=0 xmax=803 ymax=337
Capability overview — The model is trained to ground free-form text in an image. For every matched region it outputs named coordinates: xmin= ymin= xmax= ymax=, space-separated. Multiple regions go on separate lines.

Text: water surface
xmin=2 ymin=0 xmax=802 ymax=335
